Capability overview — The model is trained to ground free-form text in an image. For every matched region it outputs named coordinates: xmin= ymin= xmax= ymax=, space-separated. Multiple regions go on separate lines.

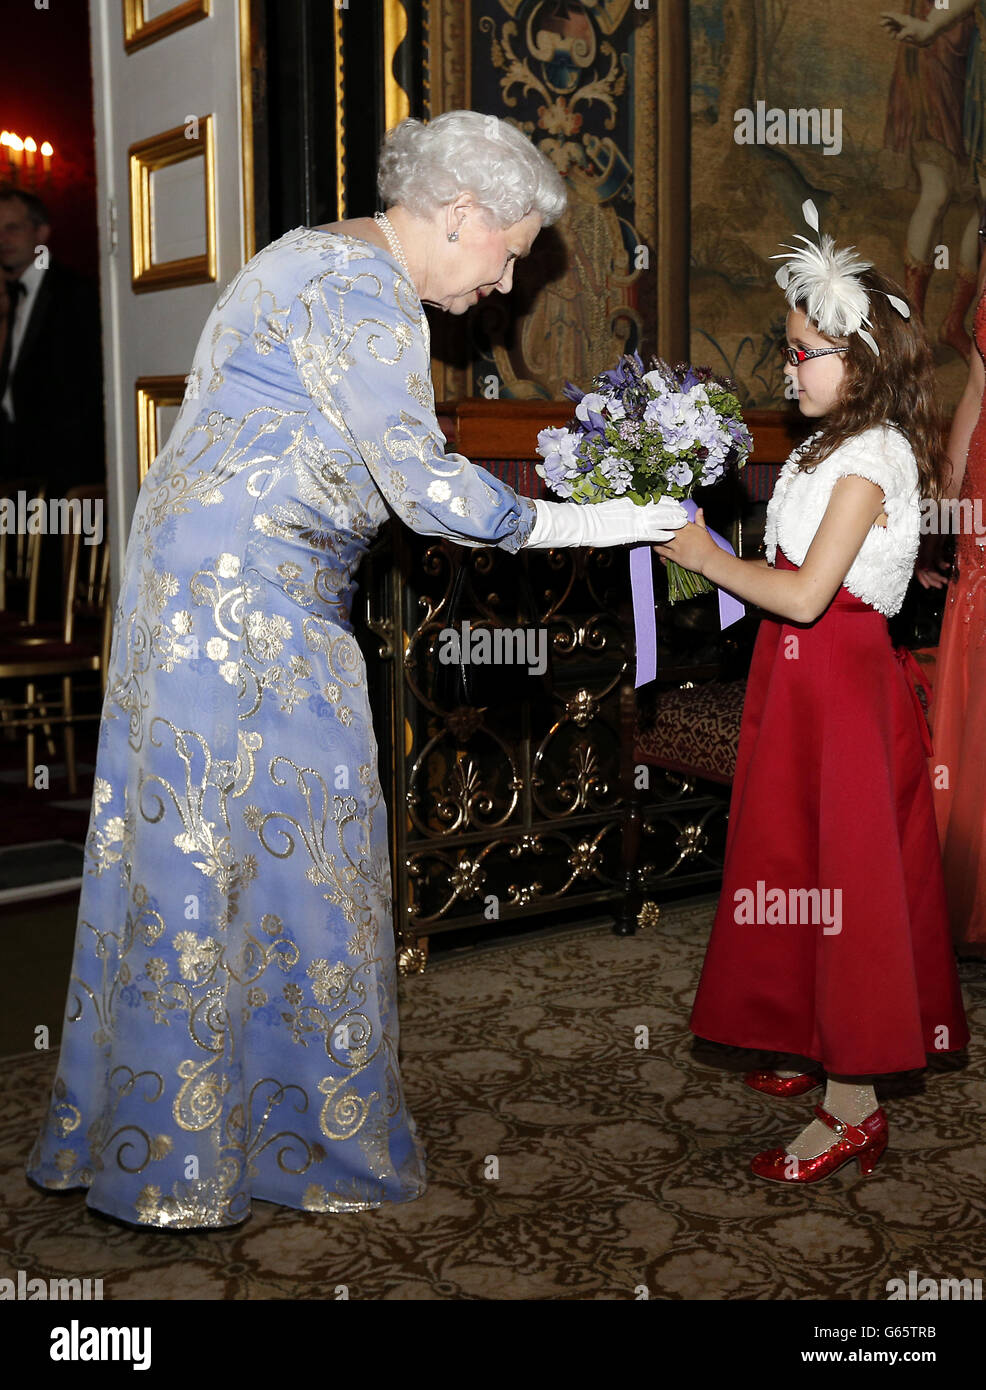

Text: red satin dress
xmin=690 ymin=553 xmax=970 ymax=1076
xmin=930 ymin=291 xmax=986 ymax=955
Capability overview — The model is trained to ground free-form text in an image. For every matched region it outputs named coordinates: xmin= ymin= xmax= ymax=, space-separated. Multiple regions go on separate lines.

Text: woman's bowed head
xmin=372 ymin=111 xmax=567 ymax=314
xmin=350 ymin=112 xmax=687 ymax=551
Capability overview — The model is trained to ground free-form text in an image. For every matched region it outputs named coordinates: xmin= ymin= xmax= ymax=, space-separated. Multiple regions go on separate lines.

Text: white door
xmin=89 ymin=0 xmax=253 ymax=600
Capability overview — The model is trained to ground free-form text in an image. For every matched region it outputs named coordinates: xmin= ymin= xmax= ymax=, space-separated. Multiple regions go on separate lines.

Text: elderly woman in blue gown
xmin=26 ymin=111 xmax=685 ymax=1227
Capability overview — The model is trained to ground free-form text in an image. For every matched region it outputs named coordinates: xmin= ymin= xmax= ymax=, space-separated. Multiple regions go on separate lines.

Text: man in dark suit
xmin=0 ymin=186 xmax=105 ymax=619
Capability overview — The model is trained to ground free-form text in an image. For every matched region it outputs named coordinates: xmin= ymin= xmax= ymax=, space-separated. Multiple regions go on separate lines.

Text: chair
xmin=0 ymin=485 xmax=111 ymax=794
xmin=618 ymin=636 xmax=747 ymax=933
xmin=0 ymin=477 xmax=46 ymax=628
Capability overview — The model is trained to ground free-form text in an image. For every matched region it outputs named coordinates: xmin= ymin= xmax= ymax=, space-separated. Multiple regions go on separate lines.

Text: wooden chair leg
xmin=25 ymin=680 xmax=36 ymax=788
xmin=34 ymin=695 xmax=57 ymax=758
xmin=63 ymin=674 xmax=77 ymax=795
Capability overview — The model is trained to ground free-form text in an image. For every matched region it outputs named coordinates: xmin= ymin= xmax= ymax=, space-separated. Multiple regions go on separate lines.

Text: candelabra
xmin=0 ymin=130 xmax=55 ymax=189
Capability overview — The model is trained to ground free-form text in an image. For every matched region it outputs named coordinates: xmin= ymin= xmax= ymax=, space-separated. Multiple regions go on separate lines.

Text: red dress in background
xmin=689 ymin=554 xmax=970 ymax=1076
xmin=931 ymin=291 xmax=986 ymax=955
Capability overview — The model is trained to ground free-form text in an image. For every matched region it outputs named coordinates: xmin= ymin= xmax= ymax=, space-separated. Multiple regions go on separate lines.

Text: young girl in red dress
xmin=655 ymin=205 xmax=970 ymax=1185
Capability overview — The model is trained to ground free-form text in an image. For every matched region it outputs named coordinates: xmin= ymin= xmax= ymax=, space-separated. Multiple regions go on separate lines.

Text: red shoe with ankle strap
xmin=751 ymin=1104 xmax=889 ymax=1184
xmin=743 ymin=1070 xmax=823 ymax=1098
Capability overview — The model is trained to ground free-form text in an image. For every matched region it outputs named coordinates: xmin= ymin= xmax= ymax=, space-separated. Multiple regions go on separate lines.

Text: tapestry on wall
xmin=425 ymin=0 xmax=675 ymax=402
xmin=690 ymin=0 xmax=985 ymax=412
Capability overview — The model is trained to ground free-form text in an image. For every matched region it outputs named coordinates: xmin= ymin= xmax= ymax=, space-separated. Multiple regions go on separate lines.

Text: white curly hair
xmin=377 ymin=111 xmax=567 ymax=228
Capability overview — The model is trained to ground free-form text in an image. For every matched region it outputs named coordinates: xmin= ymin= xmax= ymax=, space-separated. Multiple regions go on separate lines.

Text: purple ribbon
xmin=630 ymin=545 xmax=658 ymax=688
xmin=630 ymin=498 xmax=745 ymax=688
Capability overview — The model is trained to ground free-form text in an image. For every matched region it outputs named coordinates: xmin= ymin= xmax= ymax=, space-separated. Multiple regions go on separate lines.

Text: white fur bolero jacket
xmin=763 ymin=424 xmax=921 ymax=617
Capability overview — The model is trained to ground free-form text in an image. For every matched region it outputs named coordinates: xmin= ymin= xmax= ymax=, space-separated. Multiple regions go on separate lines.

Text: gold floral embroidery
xmin=140 ymin=567 xmax=179 ymax=616
xmin=406 ymin=371 xmax=432 ymax=408
xmin=245 ymin=610 xmax=292 ymax=660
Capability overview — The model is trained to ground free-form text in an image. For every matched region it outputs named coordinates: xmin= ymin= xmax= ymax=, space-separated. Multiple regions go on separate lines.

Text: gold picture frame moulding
xmin=238 ymin=0 xmax=256 ymax=261
xmin=382 ymin=0 xmax=411 ymax=132
xmin=135 ymin=375 xmax=186 ymax=486
xmin=129 ymin=116 xmax=217 ymax=292
xmin=333 ymin=0 xmax=346 ymax=218
xmin=123 ymin=0 xmax=211 ymax=54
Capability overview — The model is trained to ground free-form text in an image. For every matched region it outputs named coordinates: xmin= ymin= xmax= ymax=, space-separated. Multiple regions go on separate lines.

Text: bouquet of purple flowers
xmin=536 ymin=352 xmax=753 ymax=602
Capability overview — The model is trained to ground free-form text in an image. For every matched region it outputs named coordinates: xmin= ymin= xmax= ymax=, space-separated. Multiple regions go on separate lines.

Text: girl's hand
xmin=652 ymin=509 xmax=718 ymax=576
xmin=916 ymin=563 xmax=952 ymax=590
xmin=915 ymin=533 xmax=952 ymax=590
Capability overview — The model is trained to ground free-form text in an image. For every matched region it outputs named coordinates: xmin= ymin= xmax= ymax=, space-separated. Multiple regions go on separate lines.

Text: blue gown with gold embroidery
xmin=26 ymin=228 xmax=535 ymax=1227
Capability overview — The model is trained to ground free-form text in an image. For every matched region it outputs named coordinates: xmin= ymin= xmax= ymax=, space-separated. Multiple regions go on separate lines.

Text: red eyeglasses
xmin=780 ymin=345 xmax=849 ymax=367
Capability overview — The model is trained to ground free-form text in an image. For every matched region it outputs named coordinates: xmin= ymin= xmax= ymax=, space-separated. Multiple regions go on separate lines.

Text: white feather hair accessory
xmin=772 ymin=201 xmax=911 ymax=356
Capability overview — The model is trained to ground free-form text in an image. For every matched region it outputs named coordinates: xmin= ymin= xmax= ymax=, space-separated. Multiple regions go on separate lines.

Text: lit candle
xmin=40 ymin=141 xmax=53 ymax=177
xmin=9 ymin=134 xmax=24 ymax=174
xmin=24 ymin=136 xmax=36 ymax=169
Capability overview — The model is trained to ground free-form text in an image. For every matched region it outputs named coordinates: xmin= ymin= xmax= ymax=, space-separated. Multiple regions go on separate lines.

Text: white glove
xmin=524 ymin=495 xmax=689 ymax=548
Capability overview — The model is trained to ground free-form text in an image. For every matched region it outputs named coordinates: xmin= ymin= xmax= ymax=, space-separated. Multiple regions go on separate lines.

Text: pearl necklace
xmin=373 ymin=211 xmax=411 ymax=276
xmin=373 ymin=210 xmax=428 ymax=354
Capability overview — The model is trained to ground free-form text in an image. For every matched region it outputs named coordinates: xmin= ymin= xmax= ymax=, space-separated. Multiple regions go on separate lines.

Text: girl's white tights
xmin=785 ymin=1080 xmax=878 ymax=1160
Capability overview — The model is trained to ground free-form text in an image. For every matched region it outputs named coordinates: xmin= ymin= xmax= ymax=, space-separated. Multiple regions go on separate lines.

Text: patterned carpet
xmin=3 ymin=898 xmax=985 ymax=1300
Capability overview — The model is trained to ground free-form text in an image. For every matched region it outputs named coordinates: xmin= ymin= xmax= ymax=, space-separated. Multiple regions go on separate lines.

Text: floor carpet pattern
xmin=2 ymin=900 xmax=984 ymax=1300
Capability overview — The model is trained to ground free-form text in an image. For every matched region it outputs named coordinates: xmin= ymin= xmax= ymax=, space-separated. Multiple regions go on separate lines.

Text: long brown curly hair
xmin=793 ymin=267 xmax=949 ymax=500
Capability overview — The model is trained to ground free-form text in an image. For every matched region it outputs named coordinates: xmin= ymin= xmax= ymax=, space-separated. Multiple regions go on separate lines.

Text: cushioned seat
xmin=634 ymin=679 xmax=747 ymax=785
